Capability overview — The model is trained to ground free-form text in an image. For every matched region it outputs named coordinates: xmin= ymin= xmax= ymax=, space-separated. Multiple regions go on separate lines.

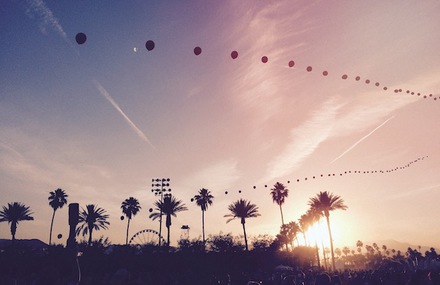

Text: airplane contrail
xmin=329 ymin=115 xmax=395 ymax=165
xmin=25 ymin=0 xmax=68 ymax=40
xmin=93 ymin=80 xmax=156 ymax=150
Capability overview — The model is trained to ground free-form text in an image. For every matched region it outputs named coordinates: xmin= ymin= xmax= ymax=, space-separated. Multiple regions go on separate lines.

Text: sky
xmin=1 ymin=0 xmax=440 ymax=249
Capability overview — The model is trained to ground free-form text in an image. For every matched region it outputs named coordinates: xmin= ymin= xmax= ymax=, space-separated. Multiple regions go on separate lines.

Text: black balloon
xmin=149 ymin=208 xmax=153 ymax=212
xmin=57 ymin=234 xmax=62 ymax=239
xmin=355 ymin=76 xmax=361 ymax=81
xmin=231 ymin=50 xmax=238 ymax=59
xmin=306 ymin=66 xmax=312 ymax=72
xmin=120 ymin=216 xmax=124 ymax=220
xmin=194 ymin=46 xmax=202 ymax=55
xmin=225 ymin=191 xmax=228 ymax=194
xmin=288 ymin=60 xmax=295 ymax=67
xmin=322 ymin=71 xmax=328 ymax=76
xmin=261 ymin=56 xmax=268 ymax=63
xmin=75 ymin=33 xmax=87 ymax=45
xmin=342 ymin=74 xmax=348 ymax=79
xmin=145 ymin=40 xmax=155 ymax=51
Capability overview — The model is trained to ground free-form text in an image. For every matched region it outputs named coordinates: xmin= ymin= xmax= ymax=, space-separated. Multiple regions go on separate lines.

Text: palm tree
xmin=76 ymin=204 xmax=110 ymax=246
xmin=0 ymin=202 xmax=34 ymax=243
xmin=304 ymin=207 xmax=322 ymax=268
xmin=299 ymin=213 xmax=313 ymax=246
xmin=270 ymin=182 xmax=289 ymax=225
xmin=356 ymin=240 xmax=363 ymax=253
xmin=121 ymin=197 xmax=141 ymax=245
xmin=224 ymin=199 xmax=260 ymax=251
xmin=286 ymin=221 xmax=300 ymax=248
xmin=192 ymin=188 xmax=214 ymax=246
xmin=309 ymin=191 xmax=347 ymax=271
xmin=150 ymin=194 xmax=188 ymax=247
xmin=278 ymin=224 xmax=290 ymax=251
xmin=48 ymin=188 xmax=68 ymax=245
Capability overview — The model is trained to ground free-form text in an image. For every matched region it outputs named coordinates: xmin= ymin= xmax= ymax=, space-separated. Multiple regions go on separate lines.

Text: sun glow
xmin=304 ymin=219 xmax=342 ymax=250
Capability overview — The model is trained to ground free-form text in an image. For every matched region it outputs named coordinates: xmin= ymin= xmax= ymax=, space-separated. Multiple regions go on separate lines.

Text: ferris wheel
xmin=129 ymin=229 xmax=166 ymax=246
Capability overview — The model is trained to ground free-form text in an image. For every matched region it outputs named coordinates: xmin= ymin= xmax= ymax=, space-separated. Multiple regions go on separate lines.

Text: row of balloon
xmin=75 ymin=32 xmax=437 ymax=101
xmin=223 ymin=156 xmax=427 ymax=195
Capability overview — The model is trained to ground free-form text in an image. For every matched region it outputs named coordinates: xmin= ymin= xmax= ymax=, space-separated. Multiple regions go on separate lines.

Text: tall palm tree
xmin=309 ymin=191 xmax=347 ymax=271
xmin=76 ymin=204 xmax=110 ymax=246
xmin=278 ymin=224 xmax=290 ymax=251
xmin=150 ymin=194 xmax=188 ymax=247
xmin=121 ymin=197 xmax=141 ymax=245
xmin=270 ymin=182 xmax=289 ymax=225
xmin=192 ymin=188 xmax=214 ymax=246
xmin=48 ymin=188 xmax=68 ymax=245
xmin=299 ymin=213 xmax=313 ymax=246
xmin=305 ymin=207 xmax=323 ymax=268
xmin=286 ymin=221 xmax=300 ymax=248
xmin=224 ymin=199 xmax=260 ymax=251
xmin=0 ymin=202 xmax=34 ymax=243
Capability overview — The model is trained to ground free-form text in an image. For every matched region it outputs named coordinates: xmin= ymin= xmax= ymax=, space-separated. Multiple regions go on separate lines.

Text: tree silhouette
xmin=192 ymin=188 xmax=214 ymax=246
xmin=309 ymin=191 xmax=347 ymax=271
xmin=150 ymin=194 xmax=188 ymax=247
xmin=0 ymin=202 xmax=34 ymax=243
xmin=76 ymin=204 xmax=110 ymax=246
xmin=48 ymin=188 xmax=68 ymax=245
xmin=286 ymin=221 xmax=300 ymax=248
xmin=305 ymin=207 xmax=325 ymax=269
xmin=224 ymin=199 xmax=260 ymax=251
xmin=299 ymin=213 xmax=313 ymax=246
xmin=121 ymin=197 xmax=141 ymax=245
xmin=270 ymin=182 xmax=289 ymax=225
xmin=356 ymin=240 xmax=363 ymax=253
xmin=278 ymin=224 xmax=290 ymax=251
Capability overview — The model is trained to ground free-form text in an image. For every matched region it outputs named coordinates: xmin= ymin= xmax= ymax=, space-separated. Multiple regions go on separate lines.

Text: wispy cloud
xmin=93 ymin=80 xmax=156 ymax=150
xmin=228 ymin=1 xmax=317 ymax=125
xmin=329 ymin=115 xmax=395 ymax=164
xmin=0 ymin=140 xmax=24 ymax=159
xmin=24 ymin=0 xmax=67 ymax=40
xmin=181 ymin=159 xmax=241 ymax=191
xmin=262 ymin=88 xmax=419 ymax=182
xmin=264 ymin=96 xmax=345 ymax=181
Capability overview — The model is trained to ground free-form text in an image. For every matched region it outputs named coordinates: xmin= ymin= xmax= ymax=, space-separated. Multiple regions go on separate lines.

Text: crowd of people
xmin=1 ymin=244 xmax=439 ymax=285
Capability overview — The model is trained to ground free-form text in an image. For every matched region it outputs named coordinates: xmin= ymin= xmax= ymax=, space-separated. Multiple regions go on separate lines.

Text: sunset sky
xmin=1 ymin=0 xmax=440 ymax=249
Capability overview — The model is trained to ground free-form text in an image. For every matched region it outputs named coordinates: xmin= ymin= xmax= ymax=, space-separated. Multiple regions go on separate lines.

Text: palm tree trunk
xmin=167 ymin=225 xmax=170 ymax=247
xmin=202 ymin=209 xmax=205 ymax=245
xmin=303 ymin=232 xmax=308 ymax=247
xmin=322 ymin=242 xmax=327 ymax=270
xmin=325 ymin=213 xmax=336 ymax=271
xmin=88 ymin=228 xmax=93 ymax=246
xmin=279 ymin=205 xmax=285 ymax=225
xmin=241 ymin=218 xmax=248 ymax=251
xmin=49 ymin=209 xmax=56 ymax=245
xmin=11 ymin=222 xmax=17 ymax=244
xmin=125 ymin=218 xmax=131 ymax=245
xmin=166 ymin=214 xmax=171 ymax=247
xmin=315 ymin=241 xmax=320 ymax=268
